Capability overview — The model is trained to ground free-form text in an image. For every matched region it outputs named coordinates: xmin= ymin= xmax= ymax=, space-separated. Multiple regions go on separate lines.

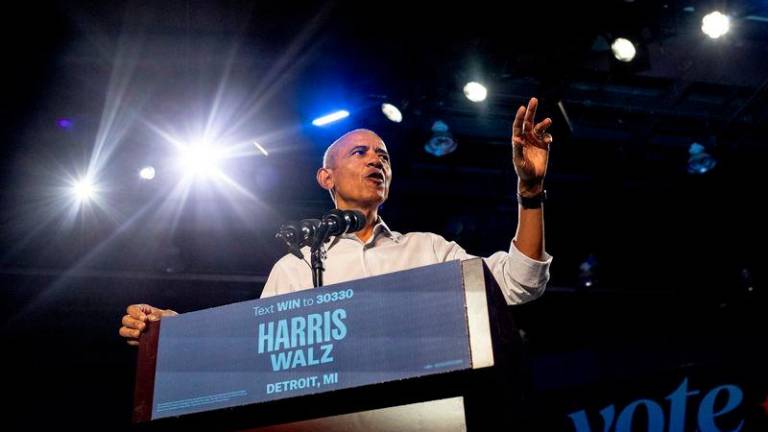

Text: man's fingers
xmin=127 ymin=304 xmax=171 ymax=321
xmin=122 ymin=304 xmax=175 ymax=347
xmin=533 ymin=118 xmax=552 ymax=136
xmin=148 ymin=308 xmax=177 ymax=322
xmin=122 ymin=314 xmax=146 ymax=330
xmin=512 ymin=105 xmax=526 ymax=137
xmin=513 ymin=131 xmax=552 ymax=154
xmin=119 ymin=327 xmax=142 ymax=339
xmin=523 ymin=98 xmax=538 ymax=131
xmin=126 ymin=304 xmax=151 ymax=321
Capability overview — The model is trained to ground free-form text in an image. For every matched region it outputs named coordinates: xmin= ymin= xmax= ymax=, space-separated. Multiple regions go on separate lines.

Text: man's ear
xmin=316 ymin=167 xmax=334 ymax=191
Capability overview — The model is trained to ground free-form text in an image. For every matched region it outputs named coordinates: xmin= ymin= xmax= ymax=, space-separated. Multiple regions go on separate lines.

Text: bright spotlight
xmin=139 ymin=166 xmax=156 ymax=180
xmin=611 ymin=38 xmax=636 ymax=62
xmin=702 ymin=11 xmax=730 ymax=39
xmin=381 ymin=103 xmax=403 ymax=123
xmin=312 ymin=110 xmax=350 ymax=127
xmin=463 ymin=82 xmax=488 ymax=103
xmin=180 ymin=142 xmax=222 ymax=178
xmin=72 ymin=178 xmax=95 ymax=202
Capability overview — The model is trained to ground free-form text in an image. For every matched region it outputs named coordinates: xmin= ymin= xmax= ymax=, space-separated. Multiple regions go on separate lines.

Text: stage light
xmin=611 ymin=38 xmax=636 ymax=62
xmin=702 ymin=11 xmax=730 ymax=39
xmin=463 ymin=82 xmax=488 ymax=103
xmin=381 ymin=103 xmax=403 ymax=123
xmin=179 ymin=142 xmax=222 ymax=178
xmin=72 ymin=178 xmax=95 ymax=202
xmin=424 ymin=120 xmax=457 ymax=157
xmin=312 ymin=110 xmax=350 ymax=127
xmin=139 ymin=166 xmax=156 ymax=180
xmin=687 ymin=143 xmax=717 ymax=174
xmin=578 ymin=254 xmax=598 ymax=288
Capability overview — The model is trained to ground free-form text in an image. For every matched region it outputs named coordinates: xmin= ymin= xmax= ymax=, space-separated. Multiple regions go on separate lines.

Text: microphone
xmin=322 ymin=209 xmax=366 ymax=237
xmin=276 ymin=210 xmax=366 ymax=261
xmin=276 ymin=219 xmax=320 ymax=259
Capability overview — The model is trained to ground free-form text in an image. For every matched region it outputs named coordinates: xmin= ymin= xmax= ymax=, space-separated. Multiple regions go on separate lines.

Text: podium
xmin=133 ymin=258 xmax=526 ymax=431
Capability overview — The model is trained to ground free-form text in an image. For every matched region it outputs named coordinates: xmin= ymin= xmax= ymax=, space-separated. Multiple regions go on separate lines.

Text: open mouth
xmin=365 ymin=172 xmax=385 ymax=183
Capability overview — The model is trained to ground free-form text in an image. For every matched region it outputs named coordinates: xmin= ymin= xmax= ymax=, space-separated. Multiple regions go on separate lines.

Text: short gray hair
xmin=323 ymin=128 xmax=379 ymax=168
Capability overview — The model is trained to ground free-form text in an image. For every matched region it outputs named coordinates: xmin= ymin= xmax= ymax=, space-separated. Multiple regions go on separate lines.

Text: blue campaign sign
xmin=151 ymin=260 xmax=473 ymax=419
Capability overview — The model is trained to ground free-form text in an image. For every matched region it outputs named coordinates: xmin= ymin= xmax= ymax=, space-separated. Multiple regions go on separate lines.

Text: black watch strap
xmin=517 ymin=189 xmax=547 ymax=209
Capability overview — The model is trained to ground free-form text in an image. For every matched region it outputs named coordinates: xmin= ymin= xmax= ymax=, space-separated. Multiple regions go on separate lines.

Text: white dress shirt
xmin=262 ymin=218 xmax=552 ymax=305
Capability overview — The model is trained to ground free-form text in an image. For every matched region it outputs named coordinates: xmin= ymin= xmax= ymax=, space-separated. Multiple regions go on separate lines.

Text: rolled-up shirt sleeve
xmin=430 ymin=233 xmax=552 ymax=305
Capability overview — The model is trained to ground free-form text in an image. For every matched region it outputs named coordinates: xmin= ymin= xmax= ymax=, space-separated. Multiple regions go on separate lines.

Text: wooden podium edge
xmin=132 ymin=319 xmax=161 ymax=423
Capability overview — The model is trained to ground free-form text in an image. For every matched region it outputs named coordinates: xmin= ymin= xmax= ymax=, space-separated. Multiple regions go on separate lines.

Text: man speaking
xmin=119 ymin=97 xmax=553 ymax=345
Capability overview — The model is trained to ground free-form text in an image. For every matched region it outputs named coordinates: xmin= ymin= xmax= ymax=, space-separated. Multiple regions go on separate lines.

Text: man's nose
xmin=367 ymin=158 xmax=384 ymax=169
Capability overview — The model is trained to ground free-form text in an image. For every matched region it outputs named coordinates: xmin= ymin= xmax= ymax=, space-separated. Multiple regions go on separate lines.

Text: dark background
xmin=1 ymin=1 xmax=765 ymax=429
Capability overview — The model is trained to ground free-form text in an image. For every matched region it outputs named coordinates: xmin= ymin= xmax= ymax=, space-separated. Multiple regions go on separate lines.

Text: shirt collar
xmin=330 ymin=216 xmax=402 ymax=247
xmin=373 ymin=217 xmax=398 ymax=241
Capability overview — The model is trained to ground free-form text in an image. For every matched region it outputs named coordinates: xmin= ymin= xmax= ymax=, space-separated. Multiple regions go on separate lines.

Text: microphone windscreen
xmin=344 ymin=210 xmax=366 ymax=232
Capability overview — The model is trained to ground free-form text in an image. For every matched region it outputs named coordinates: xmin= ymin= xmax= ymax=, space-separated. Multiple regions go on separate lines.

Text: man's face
xmin=323 ymin=131 xmax=392 ymax=209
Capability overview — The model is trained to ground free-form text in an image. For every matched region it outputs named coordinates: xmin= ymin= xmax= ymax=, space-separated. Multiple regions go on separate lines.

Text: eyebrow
xmin=349 ymin=145 xmax=390 ymax=157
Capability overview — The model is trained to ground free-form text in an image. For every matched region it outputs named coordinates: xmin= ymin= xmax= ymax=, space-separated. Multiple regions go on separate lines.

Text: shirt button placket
xmin=359 ymin=240 xmax=371 ymax=277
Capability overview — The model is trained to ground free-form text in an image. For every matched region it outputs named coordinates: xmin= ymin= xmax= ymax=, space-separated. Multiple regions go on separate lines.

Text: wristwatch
xmin=517 ymin=189 xmax=547 ymax=209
